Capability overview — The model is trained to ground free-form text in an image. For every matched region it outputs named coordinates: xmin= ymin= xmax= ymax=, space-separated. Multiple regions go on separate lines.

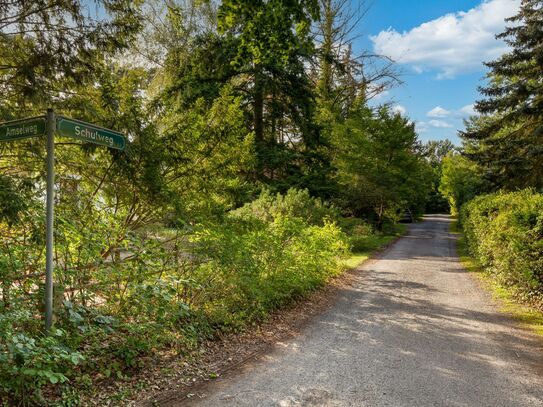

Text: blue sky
xmin=353 ymin=0 xmax=521 ymax=144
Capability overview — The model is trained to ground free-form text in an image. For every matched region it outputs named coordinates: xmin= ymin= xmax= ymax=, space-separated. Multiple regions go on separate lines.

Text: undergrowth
xmin=1 ymin=188 xmax=400 ymax=405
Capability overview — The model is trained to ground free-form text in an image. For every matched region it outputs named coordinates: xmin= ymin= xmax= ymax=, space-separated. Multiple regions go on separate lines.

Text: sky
xmin=353 ymin=0 xmax=521 ymax=144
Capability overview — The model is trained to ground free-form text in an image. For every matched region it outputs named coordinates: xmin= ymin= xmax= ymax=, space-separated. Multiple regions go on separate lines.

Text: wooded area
xmin=0 ymin=0 xmax=541 ymax=405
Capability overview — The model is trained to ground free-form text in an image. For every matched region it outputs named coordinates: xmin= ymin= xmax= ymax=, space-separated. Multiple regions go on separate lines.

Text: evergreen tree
xmin=0 ymin=0 xmax=142 ymax=112
xmin=217 ymin=0 xmax=329 ymax=193
xmin=462 ymin=0 xmax=543 ymax=189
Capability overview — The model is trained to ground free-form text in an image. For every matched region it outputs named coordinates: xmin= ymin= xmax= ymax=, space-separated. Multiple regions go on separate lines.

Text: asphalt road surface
xmin=183 ymin=215 xmax=543 ymax=407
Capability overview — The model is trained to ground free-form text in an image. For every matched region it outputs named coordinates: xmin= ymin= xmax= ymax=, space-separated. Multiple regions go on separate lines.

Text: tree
xmin=439 ymin=153 xmax=484 ymax=215
xmin=461 ymin=0 xmax=543 ymax=189
xmin=217 ymin=0 xmax=328 ymax=190
xmin=422 ymin=139 xmax=455 ymax=213
xmin=0 ymin=0 xmax=141 ymax=112
xmin=333 ymin=104 xmax=432 ymax=226
xmin=312 ymin=0 xmax=400 ymax=114
xmin=311 ymin=0 xmax=402 ymax=201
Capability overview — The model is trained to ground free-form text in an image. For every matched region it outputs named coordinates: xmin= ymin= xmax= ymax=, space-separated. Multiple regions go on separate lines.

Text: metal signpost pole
xmin=44 ymin=109 xmax=55 ymax=333
xmin=0 ymin=111 xmax=125 ymax=333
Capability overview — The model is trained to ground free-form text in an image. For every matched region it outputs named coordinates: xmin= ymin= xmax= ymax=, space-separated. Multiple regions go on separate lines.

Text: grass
xmin=450 ymin=219 xmax=543 ymax=337
xmin=343 ymin=224 xmax=407 ymax=269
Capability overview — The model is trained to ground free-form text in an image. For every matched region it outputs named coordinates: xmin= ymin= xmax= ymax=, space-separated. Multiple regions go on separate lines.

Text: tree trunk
xmin=318 ymin=0 xmax=334 ymax=100
xmin=254 ymin=66 xmax=265 ymax=179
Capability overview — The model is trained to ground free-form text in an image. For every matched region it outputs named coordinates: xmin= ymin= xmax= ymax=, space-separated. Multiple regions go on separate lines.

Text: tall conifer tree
xmin=462 ymin=0 xmax=543 ymax=189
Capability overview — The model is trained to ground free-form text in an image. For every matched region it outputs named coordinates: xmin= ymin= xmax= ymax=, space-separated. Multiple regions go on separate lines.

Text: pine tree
xmin=0 ymin=1 xmax=141 ymax=111
xmin=461 ymin=0 xmax=543 ymax=189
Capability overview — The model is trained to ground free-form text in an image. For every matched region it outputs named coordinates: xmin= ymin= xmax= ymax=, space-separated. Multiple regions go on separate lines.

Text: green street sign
xmin=1 ymin=109 xmax=127 ymax=334
xmin=0 ymin=116 xmax=46 ymax=141
xmin=56 ymin=116 xmax=126 ymax=150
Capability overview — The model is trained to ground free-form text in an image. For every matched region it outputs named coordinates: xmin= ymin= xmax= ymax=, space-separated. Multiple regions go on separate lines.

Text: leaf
xmin=21 ymin=368 xmax=37 ymax=376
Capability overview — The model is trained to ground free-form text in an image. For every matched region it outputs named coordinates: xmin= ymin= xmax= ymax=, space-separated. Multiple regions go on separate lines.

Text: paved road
xmin=183 ymin=215 xmax=543 ymax=407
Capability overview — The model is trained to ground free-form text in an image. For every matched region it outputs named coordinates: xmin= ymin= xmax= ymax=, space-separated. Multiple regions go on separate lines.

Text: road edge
xmin=450 ymin=219 xmax=543 ymax=338
xmin=133 ymin=228 xmax=408 ymax=406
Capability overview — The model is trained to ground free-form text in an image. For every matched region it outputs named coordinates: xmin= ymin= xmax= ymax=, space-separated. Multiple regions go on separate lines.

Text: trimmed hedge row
xmin=461 ymin=189 xmax=543 ymax=308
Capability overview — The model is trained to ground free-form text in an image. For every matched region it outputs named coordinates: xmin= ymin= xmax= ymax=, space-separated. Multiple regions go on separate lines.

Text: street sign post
xmin=57 ymin=116 xmax=126 ymax=150
xmin=0 ymin=116 xmax=46 ymax=141
xmin=45 ymin=110 xmax=55 ymax=332
xmin=0 ymin=110 xmax=126 ymax=333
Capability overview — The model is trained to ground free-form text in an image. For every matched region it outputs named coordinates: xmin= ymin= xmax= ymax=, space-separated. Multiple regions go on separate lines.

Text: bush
xmin=189 ymin=189 xmax=348 ymax=327
xmin=0 ymin=310 xmax=83 ymax=405
xmin=0 ymin=189 xmax=349 ymax=404
xmin=230 ymin=188 xmax=340 ymax=226
xmin=191 ymin=206 xmax=349 ymax=328
xmin=461 ymin=189 xmax=543 ymax=307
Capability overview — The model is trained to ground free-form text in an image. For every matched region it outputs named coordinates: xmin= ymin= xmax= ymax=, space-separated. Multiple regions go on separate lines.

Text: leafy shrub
xmin=338 ymin=218 xmax=377 ymax=252
xmin=339 ymin=217 xmax=373 ymax=235
xmin=191 ymin=190 xmax=348 ymax=328
xmin=0 ymin=189 xmax=349 ymax=404
xmin=0 ymin=310 xmax=83 ymax=405
xmin=231 ymin=188 xmax=340 ymax=226
xmin=461 ymin=189 xmax=543 ymax=307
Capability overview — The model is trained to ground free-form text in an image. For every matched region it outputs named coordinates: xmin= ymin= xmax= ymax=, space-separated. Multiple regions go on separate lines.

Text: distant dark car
xmin=399 ymin=209 xmax=414 ymax=223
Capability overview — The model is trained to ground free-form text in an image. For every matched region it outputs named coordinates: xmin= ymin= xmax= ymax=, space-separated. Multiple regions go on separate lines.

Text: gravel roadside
xmin=176 ymin=215 xmax=543 ymax=407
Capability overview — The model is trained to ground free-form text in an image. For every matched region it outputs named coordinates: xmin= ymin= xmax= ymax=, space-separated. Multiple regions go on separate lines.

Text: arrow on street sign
xmin=0 ymin=116 xmax=47 ymax=141
xmin=56 ymin=116 xmax=126 ymax=151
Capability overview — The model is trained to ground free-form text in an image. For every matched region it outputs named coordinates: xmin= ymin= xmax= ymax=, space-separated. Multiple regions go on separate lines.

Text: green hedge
xmin=461 ymin=190 xmax=543 ymax=307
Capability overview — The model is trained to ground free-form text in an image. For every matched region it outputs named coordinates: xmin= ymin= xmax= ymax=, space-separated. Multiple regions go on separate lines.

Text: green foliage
xmin=0 ymin=310 xmax=83 ymax=405
xmin=461 ymin=190 xmax=543 ymax=308
xmin=216 ymin=0 xmax=331 ymax=192
xmin=193 ymin=218 xmax=347 ymax=326
xmin=218 ymin=0 xmax=319 ymax=68
xmin=332 ymin=104 xmax=432 ymax=225
xmin=348 ymin=224 xmax=403 ymax=254
xmin=191 ymin=189 xmax=348 ymax=327
xmin=153 ymin=85 xmax=256 ymax=221
xmin=0 ymin=189 xmax=349 ymax=404
xmin=0 ymin=1 xmax=438 ymax=404
xmin=0 ymin=175 xmax=30 ymax=224
xmin=422 ymin=140 xmax=454 ymax=213
xmin=0 ymin=0 xmax=142 ymax=107
xmin=231 ymin=188 xmax=340 ymax=225
xmin=439 ymin=153 xmax=484 ymax=215
xmin=461 ymin=0 xmax=543 ymax=189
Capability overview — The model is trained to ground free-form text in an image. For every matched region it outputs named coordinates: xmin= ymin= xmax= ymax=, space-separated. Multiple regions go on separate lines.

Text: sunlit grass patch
xmin=343 ymin=253 xmax=370 ymax=269
xmin=343 ymin=224 xmax=406 ymax=269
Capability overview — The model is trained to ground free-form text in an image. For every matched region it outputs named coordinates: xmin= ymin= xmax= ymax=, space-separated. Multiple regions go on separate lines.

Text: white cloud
xmin=427 ymin=106 xmax=451 ymax=118
xmin=459 ymin=103 xmax=477 ymax=116
xmin=392 ymin=104 xmax=406 ymax=115
xmin=415 ymin=121 xmax=429 ymax=133
xmin=370 ymin=0 xmax=520 ymax=78
xmin=428 ymin=119 xmax=453 ymax=128
xmin=427 ymin=103 xmax=478 ymax=117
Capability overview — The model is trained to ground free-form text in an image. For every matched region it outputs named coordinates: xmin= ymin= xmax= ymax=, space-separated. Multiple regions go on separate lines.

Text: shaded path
xmin=180 ymin=215 xmax=543 ymax=407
